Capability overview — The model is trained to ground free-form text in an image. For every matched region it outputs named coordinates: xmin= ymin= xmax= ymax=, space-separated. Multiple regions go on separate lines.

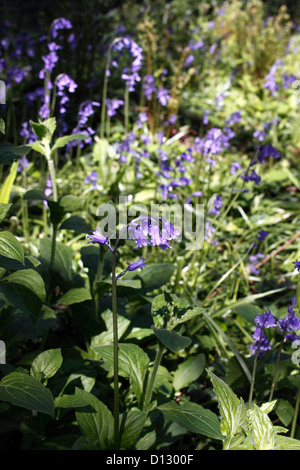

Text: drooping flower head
xmin=278 ymin=299 xmax=300 ymax=342
xmin=127 ymin=216 xmax=180 ymax=250
xmin=249 ymin=310 xmax=277 ymax=357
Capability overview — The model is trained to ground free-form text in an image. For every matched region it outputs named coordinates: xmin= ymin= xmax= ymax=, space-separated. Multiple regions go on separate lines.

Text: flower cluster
xmin=249 ymin=299 xmax=300 ymax=357
xmin=111 ymin=37 xmax=143 ymax=92
xmin=86 ymin=217 xmax=180 ymax=279
xmin=249 ymin=310 xmax=277 ymax=357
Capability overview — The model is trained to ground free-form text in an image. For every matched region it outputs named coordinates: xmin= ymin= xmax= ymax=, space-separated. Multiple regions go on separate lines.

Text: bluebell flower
xmin=249 ymin=310 xmax=277 ymax=357
xmin=208 ymin=195 xmax=222 ymax=216
xmin=85 ymin=171 xmax=98 ymax=189
xmin=230 ymin=162 xmax=241 ymax=175
xmin=257 ymin=143 xmax=280 ymax=163
xmin=106 ymin=98 xmax=124 ymax=117
xmin=116 ymin=258 xmax=147 ymax=279
xmin=293 ymin=260 xmax=300 ymax=271
xmin=128 ymin=216 xmax=180 ymax=250
xmin=242 ymin=170 xmax=261 ymax=185
xmin=278 ymin=301 xmax=300 ymax=342
xmin=157 ymin=88 xmax=170 ymax=106
xmin=257 ymin=230 xmax=268 ymax=242
xmin=253 ymin=130 xmax=267 ymax=142
xmin=51 ymin=17 xmax=72 ymax=39
xmin=86 ymin=227 xmax=111 ymax=250
xmin=226 ymin=111 xmax=241 ymax=126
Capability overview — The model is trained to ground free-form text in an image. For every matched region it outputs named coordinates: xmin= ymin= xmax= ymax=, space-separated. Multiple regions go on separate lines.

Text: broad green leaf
xmin=173 ymin=353 xmax=205 ymax=391
xmin=30 ymin=118 xmax=56 ymax=142
xmin=26 ymin=141 xmax=45 ymax=155
xmin=0 ymin=203 xmax=11 ymax=223
xmin=233 ymin=304 xmax=262 ymax=324
xmin=59 ymin=215 xmax=91 ymax=233
xmin=0 ymin=231 xmax=24 ymax=264
xmin=158 ymin=401 xmax=223 ymax=441
xmin=0 ymin=371 xmax=54 ymax=416
xmin=275 ymin=399 xmax=295 ymax=427
xmin=120 ymin=408 xmax=147 ymax=449
xmin=23 ymin=189 xmax=48 ymax=201
xmin=208 ymin=370 xmax=247 ymax=448
xmin=0 ymin=142 xmax=31 ymax=165
xmin=40 ymin=238 xmax=75 ymax=282
xmin=139 ymin=263 xmax=176 ymax=291
xmin=92 ymin=343 xmax=150 ymax=407
xmin=51 ymin=133 xmax=88 ymax=154
xmin=172 ymin=307 xmax=205 ymax=328
xmin=30 ymin=349 xmax=63 ymax=381
xmin=248 ymin=404 xmax=276 ymax=450
xmin=75 ymin=387 xmax=114 ymax=449
xmin=56 ymin=287 xmax=92 ymax=306
xmin=151 ymin=293 xmax=169 ymax=328
xmin=152 ymin=326 xmax=191 ymax=353
xmin=275 ymin=435 xmax=300 ymax=450
xmin=59 ymin=195 xmax=85 ymax=212
xmin=55 ymin=394 xmax=95 ymax=409
xmin=4 ymin=268 xmax=46 ymax=303
xmin=48 ymin=200 xmax=65 ymax=226
xmin=91 ymin=309 xmax=130 ymax=347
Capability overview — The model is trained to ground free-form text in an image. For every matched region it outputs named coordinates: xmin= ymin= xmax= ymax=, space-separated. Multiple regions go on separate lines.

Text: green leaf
xmin=56 ymin=287 xmax=92 ymax=306
xmin=275 ymin=435 xmax=300 ymax=450
xmin=51 ymin=133 xmax=88 ymax=154
xmin=0 ymin=371 xmax=54 ymax=417
xmin=139 ymin=263 xmax=176 ymax=291
xmin=248 ymin=404 xmax=276 ymax=450
xmin=30 ymin=349 xmax=63 ymax=381
xmin=75 ymin=387 xmax=114 ymax=449
xmin=59 ymin=195 xmax=85 ymax=212
xmin=40 ymin=238 xmax=74 ymax=282
xmin=59 ymin=215 xmax=91 ymax=233
xmin=152 ymin=326 xmax=191 ymax=353
xmin=91 ymin=309 xmax=130 ymax=347
xmin=233 ymin=304 xmax=262 ymax=324
xmin=0 ymin=231 xmax=24 ymax=264
xmin=275 ymin=399 xmax=295 ymax=427
xmin=208 ymin=370 xmax=247 ymax=448
xmin=92 ymin=343 xmax=150 ymax=407
xmin=172 ymin=307 xmax=205 ymax=328
xmin=23 ymin=189 xmax=48 ymax=201
xmin=48 ymin=200 xmax=65 ymax=226
xmin=0 ymin=203 xmax=11 ymax=222
xmin=26 ymin=141 xmax=45 ymax=156
xmin=0 ymin=142 xmax=31 ymax=165
xmin=158 ymin=401 xmax=223 ymax=440
xmin=55 ymin=394 xmax=94 ymax=409
xmin=30 ymin=118 xmax=56 ymax=142
xmin=173 ymin=353 xmax=205 ymax=391
xmin=1 ymin=268 xmax=46 ymax=319
xmin=120 ymin=408 xmax=147 ymax=449
xmin=151 ymin=293 xmax=169 ymax=328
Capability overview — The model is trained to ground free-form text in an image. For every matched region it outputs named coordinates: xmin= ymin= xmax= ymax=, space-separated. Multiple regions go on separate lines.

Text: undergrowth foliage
xmin=0 ymin=0 xmax=299 ymax=451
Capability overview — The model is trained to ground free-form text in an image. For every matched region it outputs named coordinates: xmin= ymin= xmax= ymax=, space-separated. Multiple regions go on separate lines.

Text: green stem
xmin=248 ymin=330 xmax=263 ymax=409
xmin=111 ymin=249 xmax=120 ymax=449
xmin=47 ymin=158 xmax=58 ymax=272
xmin=269 ymin=338 xmax=285 ymax=402
xmin=47 ymin=159 xmax=58 ymax=202
xmin=50 ymin=224 xmax=58 ymax=271
xmin=290 ymin=386 xmax=300 ymax=439
xmin=143 ymin=341 xmax=164 ymax=412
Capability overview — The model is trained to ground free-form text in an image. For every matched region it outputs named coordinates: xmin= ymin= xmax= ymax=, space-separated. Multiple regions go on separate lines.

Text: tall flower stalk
xmin=86 ymin=215 xmax=180 ymax=448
